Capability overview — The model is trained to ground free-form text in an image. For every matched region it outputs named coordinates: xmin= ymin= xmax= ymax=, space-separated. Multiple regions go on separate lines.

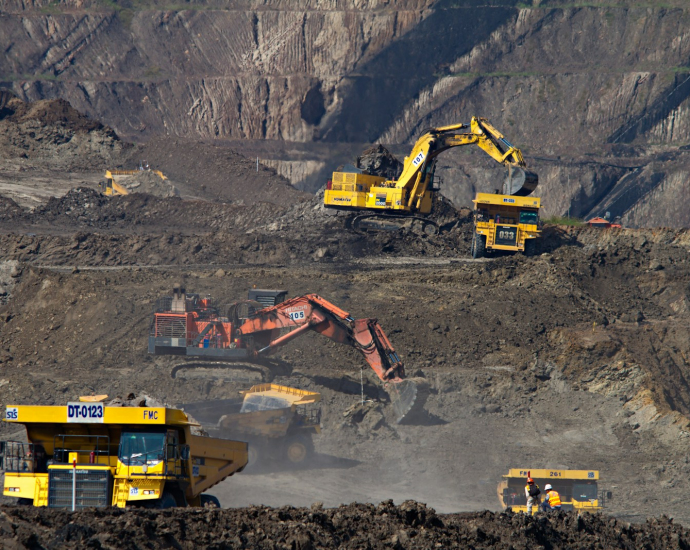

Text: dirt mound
xmin=357 ymin=144 xmax=403 ymax=180
xmin=122 ymin=137 xmax=308 ymax=205
xmin=0 ymin=96 xmax=306 ymax=208
xmin=0 ymin=96 xmax=127 ymax=171
xmin=0 ymin=504 xmax=687 ymax=549
xmin=1 ymin=97 xmax=105 ymax=134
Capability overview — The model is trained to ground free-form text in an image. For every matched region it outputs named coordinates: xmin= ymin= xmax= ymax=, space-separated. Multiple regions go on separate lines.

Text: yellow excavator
xmin=323 ymin=117 xmax=538 ymax=234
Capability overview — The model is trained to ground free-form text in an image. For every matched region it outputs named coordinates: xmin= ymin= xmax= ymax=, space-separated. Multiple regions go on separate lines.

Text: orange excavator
xmin=149 ymin=287 xmax=424 ymax=422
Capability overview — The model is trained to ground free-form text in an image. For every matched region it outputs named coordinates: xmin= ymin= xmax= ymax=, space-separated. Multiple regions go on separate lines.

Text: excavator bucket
xmin=503 ymin=166 xmax=539 ymax=197
xmin=387 ymin=378 xmax=430 ymax=424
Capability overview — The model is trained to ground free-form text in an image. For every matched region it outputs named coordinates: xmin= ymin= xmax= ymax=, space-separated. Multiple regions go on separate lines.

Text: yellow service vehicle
xmin=498 ymin=469 xmax=610 ymax=513
xmin=471 ymin=193 xmax=541 ymax=257
xmin=101 ymin=167 xmax=168 ymax=196
xmin=324 ymin=117 xmax=538 ymax=234
xmin=185 ymin=384 xmax=321 ymax=466
xmin=0 ymin=400 xmax=247 ymax=509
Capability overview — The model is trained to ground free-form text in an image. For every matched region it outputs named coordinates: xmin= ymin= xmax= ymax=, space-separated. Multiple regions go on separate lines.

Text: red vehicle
xmin=149 ymin=287 xmax=423 ymax=422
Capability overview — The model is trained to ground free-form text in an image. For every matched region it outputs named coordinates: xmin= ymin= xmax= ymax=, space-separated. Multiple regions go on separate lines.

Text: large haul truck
xmin=0 ymin=400 xmax=247 ymax=509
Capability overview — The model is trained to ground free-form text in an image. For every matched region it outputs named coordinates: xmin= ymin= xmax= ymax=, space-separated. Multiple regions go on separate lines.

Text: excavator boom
xmin=150 ymin=289 xmax=423 ymax=422
xmin=236 ymin=294 xmax=405 ymax=383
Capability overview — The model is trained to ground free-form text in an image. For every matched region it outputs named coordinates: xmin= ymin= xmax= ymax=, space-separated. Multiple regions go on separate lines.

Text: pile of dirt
xmin=0 ymin=96 xmax=104 ymax=134
xmin=121 ymin=137 xmax=309 ymax=205
xmin=0 ymin=186 xmax=472 ymax=264
xmin=356 ymin=144 xmax=403 ymax=180
xmin=0 ymin=96 xmax=307 ymax=207
xmin=0 ymin=504 xmax=687 ymax=549
xmin=0 ymin=95 xmax=127 ymax=170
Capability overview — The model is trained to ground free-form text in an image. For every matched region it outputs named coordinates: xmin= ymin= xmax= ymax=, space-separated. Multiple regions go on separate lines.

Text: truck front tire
xmin=472 ymin=233 xmax=485 ymax=259
xmin=524 ymin=239 xmax=537 ymax=257
xmin=154 ymin=491 xmax=178 ymax=509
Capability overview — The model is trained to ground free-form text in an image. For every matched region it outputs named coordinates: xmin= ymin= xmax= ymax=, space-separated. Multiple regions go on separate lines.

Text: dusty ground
xmin=2 ymin=98 xmax=690 ymax=546
xmin=1 ymin=228 xmax=690 ymax=526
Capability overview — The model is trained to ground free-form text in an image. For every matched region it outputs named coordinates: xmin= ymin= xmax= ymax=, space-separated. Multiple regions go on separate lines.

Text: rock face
xmin=4 ymin=1 xmax=690 ymax=225
xmin=2 ymin=1 xmax=430 ymax=142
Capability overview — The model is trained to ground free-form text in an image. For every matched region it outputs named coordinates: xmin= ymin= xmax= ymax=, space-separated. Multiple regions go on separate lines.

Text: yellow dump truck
xmin=472 ymin=193 xmax=541 ymax=258
xmin=218 ymin=384 xmax=321 ymax=465
xmin=498 ymin=468 xmax=609 ymax=513
xmin=185 ymin=384 xmax=321 ymax=466
xmin=0 ymin=400 xmax=247 ymax=509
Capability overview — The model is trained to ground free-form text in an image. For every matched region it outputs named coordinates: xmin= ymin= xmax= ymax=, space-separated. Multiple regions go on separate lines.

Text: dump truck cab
xmin=1 ymin=401 xmax=247 ymax=509
xmin=472 ymin=193 xmax=541 ymax=257
xmin=498 ymin=469 xmax=607 ymax=513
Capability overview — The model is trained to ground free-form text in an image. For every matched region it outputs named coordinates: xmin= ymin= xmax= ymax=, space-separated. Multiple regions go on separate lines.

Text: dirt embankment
xmin=0 ymin=95 xmax=306 ymax=206
xmin=0 ymin=95 xmax=126 ymax=171
xmin=0 ymin=504 xmax=688 ymax=550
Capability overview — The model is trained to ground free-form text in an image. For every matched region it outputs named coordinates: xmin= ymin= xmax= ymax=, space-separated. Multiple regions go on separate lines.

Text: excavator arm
xmin=236 ymin=294 xmax=405 ymax=382
xmin=394 ymin=117 xmax=537 ymax=208
xmin=236 ymin=294 xmax=421 ymax=421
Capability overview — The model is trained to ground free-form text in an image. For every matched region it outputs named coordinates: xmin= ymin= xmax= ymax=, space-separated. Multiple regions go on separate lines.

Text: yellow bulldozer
xmin=1 ymin=398 xmax=247 ymax=508
xmin=101 ymin=167 xmax=168 ymax=196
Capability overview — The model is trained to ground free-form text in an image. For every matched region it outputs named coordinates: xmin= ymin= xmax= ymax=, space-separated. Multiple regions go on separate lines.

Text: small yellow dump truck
xmin=1 ymin=400 xmax=247 ymax=509
xmin=472 ymin=193 xmax=541 ymax=258
xmin=498 ymin=468 xmax=610 ymax=513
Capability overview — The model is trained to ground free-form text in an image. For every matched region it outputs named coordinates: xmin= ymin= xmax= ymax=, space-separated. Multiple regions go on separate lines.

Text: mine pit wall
xmin=5 ymin=2 xmax=432 ymax=142
xmin=4 ymin=2 xmax=690 ymax=224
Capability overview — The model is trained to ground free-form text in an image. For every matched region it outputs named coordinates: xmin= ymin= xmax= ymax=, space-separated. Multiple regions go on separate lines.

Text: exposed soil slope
xmin=4 ymin=2 xmax=690 ymax=225
xmin=0 ymin=95 xmax=307 ymax=206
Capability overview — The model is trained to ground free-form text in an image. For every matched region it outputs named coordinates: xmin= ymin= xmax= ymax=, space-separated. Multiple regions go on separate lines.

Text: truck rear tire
xmin=200 ymin=494 xmax=221 ymax=509
xmin=284 ymin=434 xmax=314 ymax=464
xmin=247 ymin=442 xmax=264 ymax=468
xmin=472 ymin=233 xmax=485 ymax=259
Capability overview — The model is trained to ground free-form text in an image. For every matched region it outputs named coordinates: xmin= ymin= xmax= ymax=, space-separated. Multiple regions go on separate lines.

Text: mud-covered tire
xmin=524 ymin=239 xmax=538 ymax=257
xmin=200 ymin=494 xmax=221 ymax=509
xmin=154 ymin=491 xmax=178 ymax=509
xmin=472 ymin=233 xmax=485 ymax=259
xmin=423 ymin=222 xmax=439 ymax=236
xmin=284 ymin=434 xmax=314 ymax=464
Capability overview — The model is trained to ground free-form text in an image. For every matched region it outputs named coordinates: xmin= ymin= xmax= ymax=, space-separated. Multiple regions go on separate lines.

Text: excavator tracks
xmin=170 ymin=361 xmax=276 ymax=384
xmin=348 ymin=213 xmax=439 ymax=236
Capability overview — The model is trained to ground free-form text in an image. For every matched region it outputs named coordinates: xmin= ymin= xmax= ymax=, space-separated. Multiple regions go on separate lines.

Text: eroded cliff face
xmin=3 ymin=1 xmax=432 ymax=142
xmin=2 ymin=1 xmax=690 ymax=226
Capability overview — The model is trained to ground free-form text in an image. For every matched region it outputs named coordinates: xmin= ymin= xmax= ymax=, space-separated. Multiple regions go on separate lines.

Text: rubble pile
xmin=0 ymin=503 xmax=687 ymax=549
